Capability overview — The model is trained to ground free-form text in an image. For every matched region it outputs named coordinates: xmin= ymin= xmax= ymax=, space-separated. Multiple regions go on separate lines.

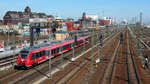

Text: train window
xmin=20 ymin=50 xmax=29 ymax=58
xmin=39 ymin=52 xmax=41 ymax=57
xmin=40 ymin=51 xmax=42 ymax=56
xmin=31 ymin=54 xmax=33 ymax=60
xmin=51 ymin=50 xmax=53 ymax=55
xmin=38 ymin=52 xmax=39 ymax=57
xmin=80 ymin=40 xmax=82 ymax=43
xmin=51 ymin=50 xmax=53 ymax=54
xmin=67 ymin=45 xmax=69 ymax=48
xmin=68 ymin=44 xmax=70 ymax=47
xmin=53 ymin=49 xmax=55 ymax=54
xmin=54 ymin=49 xmax=56 ymax=54
xmin=64 ymin=45 xmax=66 ymax=49
xmin=31 ymin=54 xmax=36 ymax=60
xmin=51 ymin=49 xmax=54 ymax=55
xmin=35 ymin=53 xmax=38 ymax=58
xmin=39 ymin=52 xmax=40 ymax=57
xmin=63 ymin=46 xmax=65 ymax=50
xmin=42 ymin=51 xmax=45 ymax=56
xmin=56 ymin=48 xmax=59 ymax=52
xmin=40 ymin=51 xmax=44 ymax=56
xmin=45 ymin=50 xmax=48 ymax=56
xmin=40 ymin=52 xmax=42 ymax=57
xmin=70 ymin=44 xmax=71 ymax=47
xmin=65 ymin=45 xmax=67 ymax=49
xmin=53 ymin=50 xmax=54 ymax=54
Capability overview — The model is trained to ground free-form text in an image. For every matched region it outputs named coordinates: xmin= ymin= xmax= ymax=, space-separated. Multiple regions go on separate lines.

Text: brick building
xmin=0 ymin=20 xmax=3 ymax=25
xmin=3 ymin=6 xmax=53 ymax=25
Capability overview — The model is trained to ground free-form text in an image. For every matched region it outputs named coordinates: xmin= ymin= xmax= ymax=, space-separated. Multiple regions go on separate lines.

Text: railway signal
xmin=120 ymin=32 xmax=123 ymax=44
xmin=99 ymin=35 xmax=103 ymax=47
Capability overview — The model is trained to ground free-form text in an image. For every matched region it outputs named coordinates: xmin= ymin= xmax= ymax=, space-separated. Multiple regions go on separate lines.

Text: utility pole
xmin=102 ymin=10 xmax=105 ymax=18
xmin=97 ymin=33 xmax=100 ymax=58
xmin=72 ymin=31 xmax=77 ymax=61
xmin=12 ymin=25 xmax=15 ymax=67
xmin=60 ymin=36 xmax=64 ymax=70
xmin=90 ymin=30 xmax=95 ymax=73
xmin=8 ymin=26 xmax=10 ymax=47
xmin=72 ymin=41 xmax=75 ymax=61
xmin=83 ymin=30 xmax=86 ymax=52
xmin=49 ymin=50 xmax=52 ymax=78
xmin=140 ymin=12 xmax=142 ymax=26
xmin=30 ymin=27 xmax=34 ymax=46
xmin=140 ymin=12 xmax=143 ymax=37
xmin=137 ymin=12 xmax=143 ymax=58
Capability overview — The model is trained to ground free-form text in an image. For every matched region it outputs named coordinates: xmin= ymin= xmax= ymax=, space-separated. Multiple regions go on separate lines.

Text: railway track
xmin=129 ymin=27 xmax=150 ymax=70
xmin=0 ymin=30 xmax=119 ymax=84
xmin=86 ymin=30 xmax=143 ymax=84
xmin=1 ymin=30 xmax=106 ymax=84
xmin=0 ymin=41 xmax=91 ymax=84
xmin=62 ymin=33 xmax=122 ymax=84
xmin=42 ymin=31 xmax=122 ymax=84
xmin=0 ymin=55 xmax=17 ymax=70
xmin=51 ymin=47 xmax=97 ymax=84
xmin=11 ymin=38 xmax=98 ymax=84
xmin=86 ymin=29 xmax=123 ymax=84
xmin=0 ymin=29 xmax=115 ymax=70
xmin=127 ymin=32 xmax=141 ymax=84
xmin=99 ymin=37 xmax=120 ymax=84
xmin=99 ymin=31 xmax=141 ymax=84
xmin=8 ymin=34 xmax=104 ymax=84
xmin=129 ymin=33 xmax=150 ymax=84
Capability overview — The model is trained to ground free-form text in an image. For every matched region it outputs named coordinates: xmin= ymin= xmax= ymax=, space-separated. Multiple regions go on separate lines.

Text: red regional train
xmin=15 ymin=35 xmax=91 ymax=69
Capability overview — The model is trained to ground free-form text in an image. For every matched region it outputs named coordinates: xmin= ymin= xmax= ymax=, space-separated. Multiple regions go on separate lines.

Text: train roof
xmin=21 ymin=34 xmax=91 ymax=52
xmin=65 ymin=34 xmax=90 ymax=40
xmin=21 ymin=40 xmax=63 ymax=51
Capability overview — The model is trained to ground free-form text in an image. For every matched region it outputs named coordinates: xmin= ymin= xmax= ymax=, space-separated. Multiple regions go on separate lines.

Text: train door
xmin=42 ymin=50 xmax=46 ymax=60
xmin=31 ymin=53 xmax=36 ymax=64
xmin=35 ymin=52 xmax=40 ymax=63
xmin=38 ymin=52 xmax=43 ymax=62
xmin=45 ymin=50 xmax=50 ymax=59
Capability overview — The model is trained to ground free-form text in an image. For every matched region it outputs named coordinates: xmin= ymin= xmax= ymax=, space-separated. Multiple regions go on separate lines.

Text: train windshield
xmin=20 ymin=50 xmax=29 ymax=58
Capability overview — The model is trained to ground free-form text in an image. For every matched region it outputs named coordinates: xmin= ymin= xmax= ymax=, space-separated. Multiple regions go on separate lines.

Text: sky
xmin=0 ymin=0 xmax=150 ymax=23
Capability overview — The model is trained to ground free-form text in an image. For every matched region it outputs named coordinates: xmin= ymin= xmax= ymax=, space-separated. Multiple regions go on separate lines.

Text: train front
xmin=15 ymin=49 xmax=30 ymax=69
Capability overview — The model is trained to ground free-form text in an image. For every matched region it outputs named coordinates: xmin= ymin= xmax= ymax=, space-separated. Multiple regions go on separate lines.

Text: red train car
xmin=15 ymin=35 xmax=91 ymax=69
